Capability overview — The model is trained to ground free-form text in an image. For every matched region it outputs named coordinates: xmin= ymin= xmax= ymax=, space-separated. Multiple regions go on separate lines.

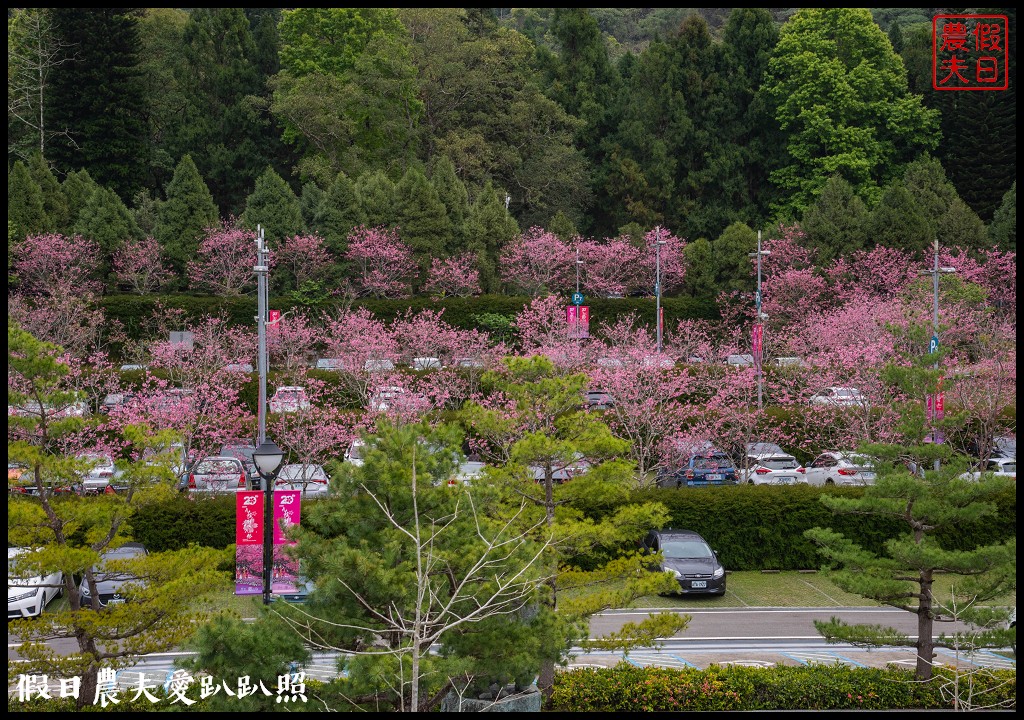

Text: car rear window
xmin=693 ymin=456 xmax=731 ymax=469
xmin=196 ymin=459 xmax=242 ymax=474
xmin=759 ymin=457 xmax=799 ymax=470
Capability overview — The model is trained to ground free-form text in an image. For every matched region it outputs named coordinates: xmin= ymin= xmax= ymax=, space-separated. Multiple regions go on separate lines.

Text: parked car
xmin=740 ymin=443 xmax=804 ymax=485
xmin=314 ymin=358 xmax=344 ymax=371
xmin=186 ymin=456 xmax=250 ymax=493
xmin=596 ymin=357 xmax=625 ymax=369
xmin=639 ymin=354 xmax=676 ymax=369
xmin=78 ymin=453 xmax=122 ymax=494
xmin=142 ymin=441 xmax=188 ymax=481
xmin=529 ymin=454 xmax=590 ymax=482
xmin=410 ymin=357 xmax=443 ymax=370
xmin=660 ymin=448 xmax=738 ymax=487
xmin=808 ymin=386 xmax=869 ymax=407
xmin=455 ymin=357 xmax=485 ymax=369
xmin=8 ymin=547 xmax=64 ymax=619
xmin=642 ymin=529 xmax=726 ymax=596
xmin=119 ymin=363 xmax=148 ymax=372
xmin=275 ymin=463 xmax=331 ymax=497
xmin=585 ymin=389 xmax=614 ymax=410
xmin=269 ymin=386 xmax=311 ymax=414
xmin=9 ymin=400 xmax=89 ymax=419
xmin=78 ymin=542 xmax=147 ymax=609
xmin=363 ymin=358 xmax=395 ymax=373
xmin=771 ymin=356 xmax=807 ymax=368
xmin=369 ymin=386 xmax=406 ymax=412
xmin=990 ymin=436 xmax=1016 ymax=460
xmin=345 ymin=439 xmax=367 ymax=467
xmin=224 ymin=362 xmax=254 ymax=373
xmin=802 ymin=451 xmax=877 ymax=486
xmin=725 ymin=354 xmax=754 ymax=367
xmin=220 ymin=439 xmax=258 ymax=484
xmin=100 ymin=392 xmax=135 ymax=414
xmin=959 ymin=457 xmax=1016 ymax=481
xmin=440 ymin=460 xmax=487 ymax=487
xmin=271 ymin=574 xmax=315 ymax=604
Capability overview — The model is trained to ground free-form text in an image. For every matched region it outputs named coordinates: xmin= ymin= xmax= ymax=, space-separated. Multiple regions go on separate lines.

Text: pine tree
xmin=713 ymin=221 xmax=757 ymax=293
xmin=313 ymin=170 xmax=365 ymax=259
xmin=299 ymin=182 xmax=325 ymax=234
xmin=682 ymin=237 xmax=716 ymax=299
xmin=60 ymin=169 xmax=102 ymax=233
xmin=73 ymin=185 xmax=142 ymax=283
xmin=465 ymin=181 xmax=519 ymax=293
xmin=240 ymin=166 xmax=303 ymax=244
xmin=394 ymin=166 xmax=452 ymax=269
xmin=46 ymin=9 xmax=148 ymax=200
xmin=8 ymin=161 xmax=47 ymax=242
xmin=867 ymin=185 xmax=932 ymax=257
xmin=800 ymin=175 xmax=869 ymax=263
xmin=27 ymin=151 xmax=69 ymax=231
xmin=155 ymin=155 xmax=219 ymax=273
xmin=355 ymin=170 xmax=398 ymax=229
xmin=429 ymin=156 xmax=469 ymax=253
xmin=988 ymin=182 xmax=1015 ymax=251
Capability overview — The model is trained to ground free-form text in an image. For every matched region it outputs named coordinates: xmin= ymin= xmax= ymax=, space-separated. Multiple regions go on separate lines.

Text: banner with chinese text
xmin=235 ymin=491 xmax=264 ymax=595
xmin=272 ymin=491 xmax=302 ymax=593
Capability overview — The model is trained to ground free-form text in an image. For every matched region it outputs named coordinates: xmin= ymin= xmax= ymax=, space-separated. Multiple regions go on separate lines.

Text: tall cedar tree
xmin=355 ymin=170 xmax=399 ymax=230
xmin=240 ymin=166 xmax=304 ymax=245
xmin=394 ymin=166 xmax=453 ymax=273
xmin=155 ymin=155 xmax=219 ymax=275
xmin=429 ymin=156 xmax=470 ymax=254
xmin=46 ymin=9 xmax=148 ymax=201
xmin=27 ymin=151 xmax=69 ymax=231
xmin=60 ymin=169 xmax=101 ymax=232
xmin=314 ymin=170 xmax=365 ymax=259
xmin=72 ymin=185 xmax=142 ymax=285
xmin=988 ymin=182 xmax=1015 ymax=251
xmin=8 ymin=162 xmax=47 ymax=242
xmin=465 ymin=181 xmax=520 ymax=294
xmin=800 ymin=175 xmax=869 ymax=264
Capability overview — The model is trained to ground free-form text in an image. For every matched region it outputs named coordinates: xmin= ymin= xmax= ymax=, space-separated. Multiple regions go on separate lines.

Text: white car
xmin=224 ymin=362 xmax=254 ymax=373
xmin=529 ymin=455 xmax=591 ymax=482
xmin=363 ymin=358 xmax=396 ymax=373
xmin=741 ymin=443 xmax=804 ymax=485
xmin=269 ymin=386 xmax=311 ymax=414
xmin=369 ymin=386 xmax=406 ymax=412
xmin=595 ymin=357 xmax=625 ymax=369
xmin=345 ymin=439 xmax=367 ymax=467
xmin=455 ymin=357 xmax=484 ymax=369
xmin=809 ymin=386 xmax=869 ymax=407
xmin=440 ymin=460 xmax=487 ymax=487
xmin=959 ymin=457 xmax=1016 ymax=481
xmin=8 ymin=547 xmax=63 ymax=619
xmin=410 ymin=357 xmax=443 ymax=370
xmin=314 ymin=358 xmax=344 ymax=371
xmin=803 ymin=451 xmax=877 ymax=486
xmin=78 ymin=453 xmax=122 ymax=493
xmin=726 ymin=354 xmax=754 ymax=367
xmin=275 ymin=464 xmax=330 ymax=497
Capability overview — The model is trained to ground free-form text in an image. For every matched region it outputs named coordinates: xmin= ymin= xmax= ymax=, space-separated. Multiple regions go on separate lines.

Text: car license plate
xmin=691 ymin=580 xmax=707 ymax=589
xmin=862 ymin=472 xmax=876 ymax=480
xmin=108 ymin=597 xmax=124 ymax=605
xmin=778 ymin=476 xmax=796 ymax=483
xmin=707 ymin=474 xmax=722 ymax=481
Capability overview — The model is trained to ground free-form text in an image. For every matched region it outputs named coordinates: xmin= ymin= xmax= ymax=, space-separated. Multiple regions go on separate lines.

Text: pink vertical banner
xmin=566 ymin=306 xmax=578 ymax=338
xmin=272 ymin=490 xmax=302 ymax=593
xmin=579 ymin=306 xmax=590 ymax=339
xmin=268 ymin=309 xmax=282 ymax=335
xmin=235 ymin=491 xmax=264 ymax=595
xmin=752 ymin=324 xmax=764 ymax=368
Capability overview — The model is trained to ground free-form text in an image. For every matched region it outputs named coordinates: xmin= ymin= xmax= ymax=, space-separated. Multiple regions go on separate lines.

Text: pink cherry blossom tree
xmin=345 ymin=226 xmax=417 ymax=298
xmin=513 ymin=295 xmax=595 ymax=372
xmin=8 ymin=291 xmax=107 ymax=359
xmin=321 ymin=307 xmax=402 ymax=405
xmin=390 ymin=309 xmax=493 ymax=369
xmin=267 ymin=310 xmax=323 ymax=385
xmin=274 ymin=233 xmax=333 ymax=291
xmin=638 ymin=226 xmax=686 ymax=295
xmin=113 ymin=236 xmax=173 ymax=295
xmin=575 ymin=236 xmax=643 ymax=297
xmin=13 ymin=233 xmax=101 ymax=297
xmin=147 ymin=315 xmax=257 ymax=390
xmin=423 ymin=253 xmax=481 ymax=298
xmin=187 ymin=221 xmax=261 ymax=297
xmin=499 ymin=227 xmax=571 ymax=297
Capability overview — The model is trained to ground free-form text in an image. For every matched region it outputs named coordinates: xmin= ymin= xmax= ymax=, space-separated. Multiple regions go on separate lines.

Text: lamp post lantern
xmin=918 ymin=238 xmax=957 ymax=472
xmin=253 ymin=439 xmax=285 ymax=605
xmin=655 ymin=230 xmax=667 ymax=353
xmin=748 ymin=230 xmax=771 ymax=411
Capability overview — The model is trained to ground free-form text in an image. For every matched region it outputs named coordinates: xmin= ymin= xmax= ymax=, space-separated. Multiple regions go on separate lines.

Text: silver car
xmin=186 ymin=456 xmax=249 ymax=493
xmin=275 ymin=463 xmax=330 ymax=497
xmin=803 ymin=451 xmax=877 ymax=486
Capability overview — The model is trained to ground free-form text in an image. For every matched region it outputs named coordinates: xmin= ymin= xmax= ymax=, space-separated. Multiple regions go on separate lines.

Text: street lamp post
xmin=918 ymin=239 xmax=957 ymax=472
xmin=575 ymin=246 xmax=583 ymax=295
xmin=655 ymin=230 xmax=667 ymax=353
xmin=254 ymin=226 xmax=270 ymax=446
xmin=253 ymin=439 xmax=285 ymax=606
xmin=748 ymin=231 xmax=771 ymax=411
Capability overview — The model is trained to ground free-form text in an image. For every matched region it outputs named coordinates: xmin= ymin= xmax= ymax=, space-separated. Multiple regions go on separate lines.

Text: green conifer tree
xmin=314 ymin=170 xmax=365 ymax=258
xmin=73 ymin=185 xmax=142 ymax=283
xmin=429 ymin=156 xmax=470 ymax=253
xmin=682 ymin=237 xmax=716 ymax=299
xmin=465 ymin=181 xmax=519 ymax=293
xmin=155 ymin=155 xmax=219 ymax=272
xmin=299 ymin=182 xmax=325 ymax=234
xmin=61 ymin=169 xmax=102 ymax=232
xmin=394 ymin=166 xmax=452 ymax=269
xmin=988 ymin=182 xmax=1015 ymax=251
xmin=867 ymin=185 xmax=931 ymax=257
xmin=8 ymin=161 xmax=47 ymax=242
xmin=548 ymin=211 xmax=578 ymax=242
xmin=355 ymin=170 xmax=398 ymax=229
xmin=27 ymin=152 xmax=69 ymax=231
xmin=800 ymin=175 xmax=869 ymax=263
xmin=240 ymin=166 xmax=304 ymax=244
xmin=713 ymin=221 xmax=757 ymax=293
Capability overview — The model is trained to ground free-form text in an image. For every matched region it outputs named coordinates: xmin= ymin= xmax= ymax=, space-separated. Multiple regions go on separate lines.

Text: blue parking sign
xmin=572 ymin=292 xmax=584 ymax=305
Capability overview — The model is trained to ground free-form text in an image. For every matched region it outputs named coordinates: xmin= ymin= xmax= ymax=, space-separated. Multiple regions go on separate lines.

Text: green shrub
xmin=549 ymin=664 xmax=1016 ymax=711
xmin=128 ymin=494 xmax=237 ymax=551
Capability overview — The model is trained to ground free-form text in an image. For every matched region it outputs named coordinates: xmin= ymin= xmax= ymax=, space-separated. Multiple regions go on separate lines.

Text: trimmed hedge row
xmin=127 ymin=484 xmax=1015 ymax=574
xmin=98 ymin=293 xmax=719 ymax=342
xmin=549 ymin=664 xmax=1016 ymax=712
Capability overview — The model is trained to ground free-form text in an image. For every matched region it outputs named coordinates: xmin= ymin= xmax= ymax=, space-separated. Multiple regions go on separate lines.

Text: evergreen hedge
xmin=549 ymin=665 xmax=1016 ymax=712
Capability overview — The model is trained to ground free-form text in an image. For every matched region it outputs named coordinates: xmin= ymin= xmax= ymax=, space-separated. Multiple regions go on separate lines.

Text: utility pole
xmin=749 ymin=231 xmax=770 ymax=411
xmin=655 ymin=229 xmax=667 ymax=353
xmin=919 ymin=239 xmax=957 ymax=472
xmin=254 ymin=225 xmax=269 ymax=446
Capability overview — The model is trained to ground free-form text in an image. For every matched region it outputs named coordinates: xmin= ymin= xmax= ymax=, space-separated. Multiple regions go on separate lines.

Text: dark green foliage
xmin=355 ymin=170 xmax=398 ymax=229
xmin=60 ymin=169 xmax=102 ymax=229
xmin=800 ymin=175 xmax=868 ymax=263
xmin=299 ymin=181 xmax=325 ymax=233
xmin=465 ymin=181 xmax=519 ymax=293
xmin=682 ymin=237 xmax=716 ymax=299
xmin=7 ymin=161 xmax=47 ymax=241
xmin=46 ymin=9 xmax=148 ymax=200
xmin=27 ymin=151 xmax=69 ymax=230
xmin=314 ymin=170 xmax=364 ymax=258
xmin=866 ymin=185 xmax=931 ymax=257
xmin=154 ymin=155 xmax=219 ymax=274
xmin=72 ymin=185 xmax=142 ymax=276
xmin=988 ymin=182 xmax=1015 ymax=251
xmin=241 ymin=166 xmax=304 ymax=244
xmin=550 ymin=665 xmax=1017 ymax=712
xmin=128 ymin=494 xmax=237 ymax=551
xmin=429 ymin=156 xmax=470 ymax=253
xmin=394 ymin=165 xmax=452 ymax=270
xmin=547 ymin=211 xmax=578 ymax=242
xmin=713 ymin=222 xmax=757 ymax=293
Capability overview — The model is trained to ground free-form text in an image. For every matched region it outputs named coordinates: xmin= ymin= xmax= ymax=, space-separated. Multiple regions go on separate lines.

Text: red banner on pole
xmin=235 ymin=492 xmax=264 ymax=595
xmin=752 ymin=324 xmax=764 ymax=368
xmin=272 ymin=491 xmax=302 ymax=593
xmin=268 ymin=309 xmax=281 ymax=334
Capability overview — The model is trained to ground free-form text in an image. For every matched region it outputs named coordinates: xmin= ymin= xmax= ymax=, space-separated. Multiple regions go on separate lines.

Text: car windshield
xmin=348 ymin=444 xmax=365 ymax=460
xmin=759 ymin=457 xmax=799 ymax=470
xmin=280 ymin=465 xmax=325 ymax=481
xmin=693 ymin=456 xmax=731 ymax=469
xmin=196 ymin=460 xmax=241 ymax=474
xmin=662 ymin=540 xmax=713 ymax=559
xmin=222 ymin=445 xmax=255 ymax=460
